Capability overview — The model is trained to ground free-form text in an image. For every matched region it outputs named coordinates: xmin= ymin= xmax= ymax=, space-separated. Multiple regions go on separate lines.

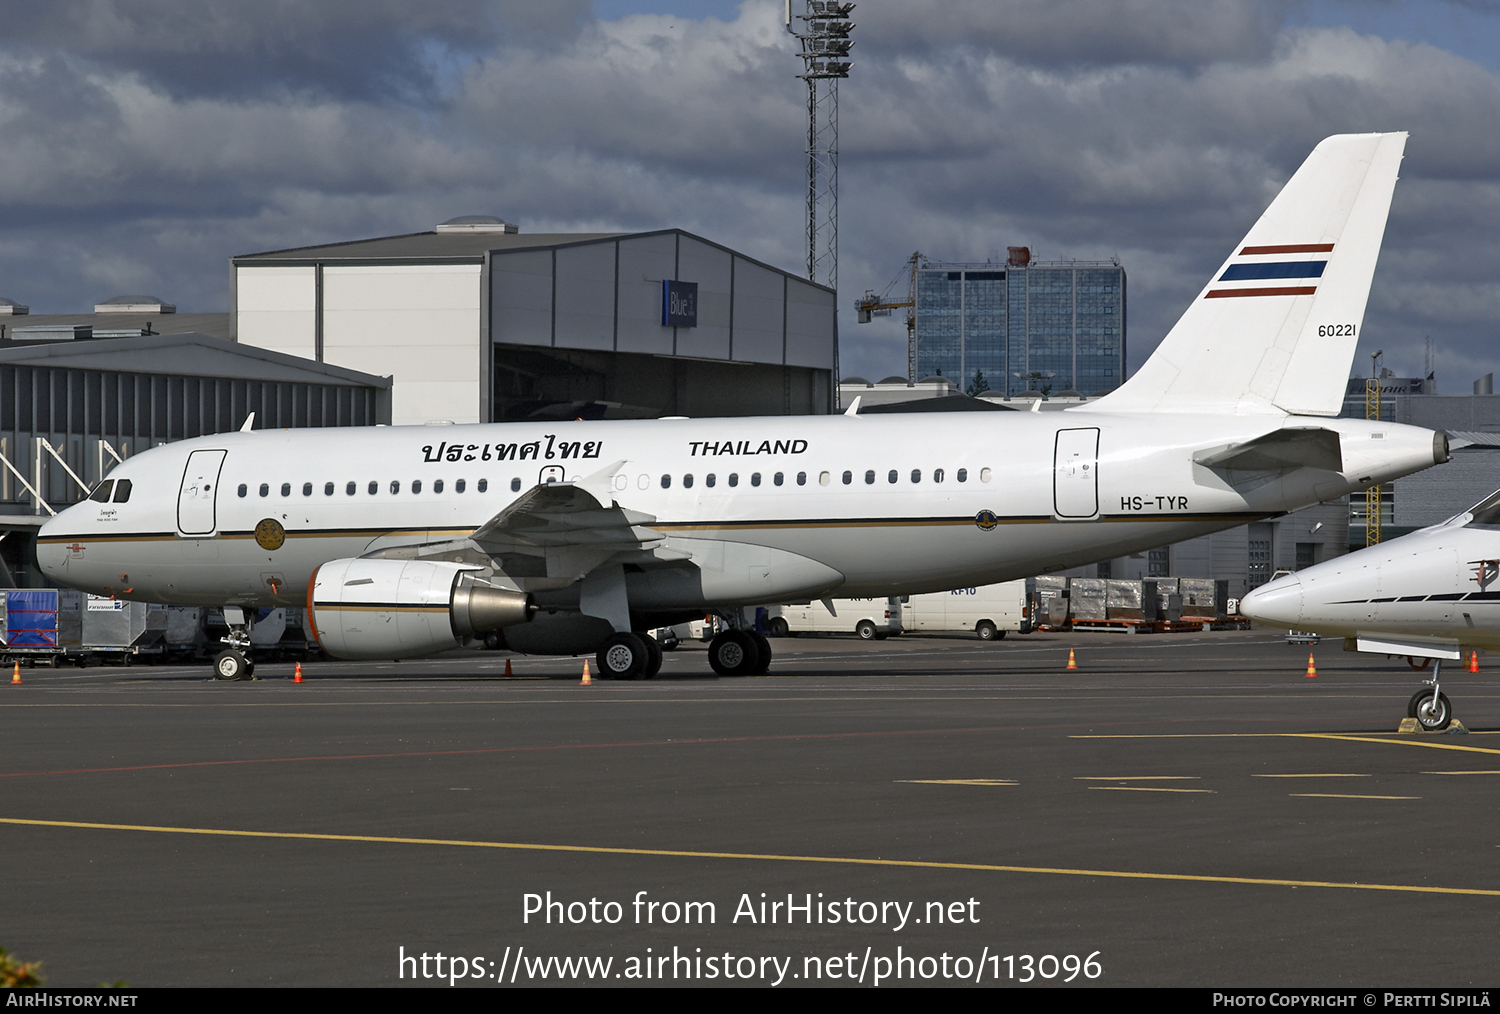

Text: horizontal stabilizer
xmin=1194 ymin=427 xmax=1343 ymax=473
xmin=1093 ymin=132 xmax=1407 ymax=416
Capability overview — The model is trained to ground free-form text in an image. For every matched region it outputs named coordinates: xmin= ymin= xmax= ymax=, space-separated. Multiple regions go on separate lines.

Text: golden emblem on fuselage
xmin=254 ymin=518 xmax=286 ymax=551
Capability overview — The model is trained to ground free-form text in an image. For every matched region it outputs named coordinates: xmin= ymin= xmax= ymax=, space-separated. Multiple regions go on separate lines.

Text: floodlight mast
xmin=786 ymin=1 xmax=854 ymax=294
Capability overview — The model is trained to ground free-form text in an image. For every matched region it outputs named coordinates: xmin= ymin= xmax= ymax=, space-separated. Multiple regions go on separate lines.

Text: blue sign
xmin=662 ymin=280 xmax=698 ymax=328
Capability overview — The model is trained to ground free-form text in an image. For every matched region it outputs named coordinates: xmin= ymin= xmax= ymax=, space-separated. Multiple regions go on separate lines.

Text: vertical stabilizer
xmin=1091 ymin=132 xmax=1407 ymax=416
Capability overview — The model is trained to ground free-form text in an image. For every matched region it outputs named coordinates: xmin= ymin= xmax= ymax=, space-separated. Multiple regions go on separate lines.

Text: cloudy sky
xmin=2 ymin=0 xmax=1498 ymax=388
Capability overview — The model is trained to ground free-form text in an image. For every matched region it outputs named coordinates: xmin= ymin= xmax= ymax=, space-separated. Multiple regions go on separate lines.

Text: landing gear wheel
xmin=708 ymin=630 xmax=759 ymax=676
xmin=1408 ymin=689 xmax=1453 ymax=731
xmin=641 ymin=634 xmax=663 ymax=679
xmin=749 ymin=631 xmax=772 ymax=674
xmin=597 ymin=632 xmax=648 ymax=680
xmin=768 ymin=617 xmax=790 ymax=638
xmin=212 ymin=650 xmax=252 ymax=681
xmin=856 ymin=620 xmax=878 ymax=640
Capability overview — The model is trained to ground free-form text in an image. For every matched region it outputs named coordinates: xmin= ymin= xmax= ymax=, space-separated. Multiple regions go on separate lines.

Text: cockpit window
xmin=1466 ymin=489 xmax=1500 ymax=528
xmin=113 ymin=479 xmax=132 ymax=503
xmin=89 ymin=480 xmax=114 ymax=503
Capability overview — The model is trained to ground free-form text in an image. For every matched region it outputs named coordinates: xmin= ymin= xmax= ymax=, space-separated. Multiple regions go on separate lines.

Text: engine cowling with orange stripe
xmin=308 ymin=558 xmax=533 ymax=660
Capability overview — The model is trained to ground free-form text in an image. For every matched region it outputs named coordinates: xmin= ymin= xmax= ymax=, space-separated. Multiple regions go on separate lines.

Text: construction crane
xmin=1366 ymin=350 xmax=1383 ymax=546
xmin=854 ymin=251 xmax=920 ymax=382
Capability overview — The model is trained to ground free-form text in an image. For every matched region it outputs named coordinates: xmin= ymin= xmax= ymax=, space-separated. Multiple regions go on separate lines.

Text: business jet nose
xmin=1240 ymin=573 xmax=1304 ymax=627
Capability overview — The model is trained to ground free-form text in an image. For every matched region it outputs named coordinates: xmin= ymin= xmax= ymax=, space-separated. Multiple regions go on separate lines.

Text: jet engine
xmin=308 ymin=558 xmax=533 ymax=661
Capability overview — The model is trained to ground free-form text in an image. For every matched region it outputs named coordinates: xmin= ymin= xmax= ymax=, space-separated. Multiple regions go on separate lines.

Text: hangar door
xmin=177 ymin=449 xmax=227 ymax=536
xmin=1053 ymin=428 xmax=1099 ymax=519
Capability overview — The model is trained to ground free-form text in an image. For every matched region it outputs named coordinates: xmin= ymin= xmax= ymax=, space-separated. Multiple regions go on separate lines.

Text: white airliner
xmin=36 ymin=132 xmax=1447 ymax=682
xmin=1241 ymin=489 xmax=1500 ymax=731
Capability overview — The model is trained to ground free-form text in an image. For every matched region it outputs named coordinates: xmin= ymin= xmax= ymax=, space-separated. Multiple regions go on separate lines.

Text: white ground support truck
xmin=765 ymin=598 xmax=902 ymax=639
xmin=900 ymin=581 xmax=1033 ymax=640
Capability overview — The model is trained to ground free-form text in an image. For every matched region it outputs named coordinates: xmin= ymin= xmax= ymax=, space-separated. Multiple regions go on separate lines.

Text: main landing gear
xmin=1408 ymin=658 xmax=1453 ymax=731
xmin=707 ymin=629 xmax=772 ymax=677
xmin=594 ymin=632 xmax=663 ymax=681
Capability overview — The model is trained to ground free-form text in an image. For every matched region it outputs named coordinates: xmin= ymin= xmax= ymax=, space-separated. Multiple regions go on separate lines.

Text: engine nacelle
xmin=308 ymin=558 xmax=532 ymax=661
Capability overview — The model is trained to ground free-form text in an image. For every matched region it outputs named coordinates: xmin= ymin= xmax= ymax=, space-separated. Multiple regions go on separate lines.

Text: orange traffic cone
xmin=504 ymin=658 xmax=513 ymax=676
xmin=1305 ymin=653 xmax=1318 ymax=678
xmin=1469 ymin=650 xmax=1480 ymax=673
xmin=580 ymin=659 xmax=592 ymax=685
xmin=10 ymin=662 xmax=20 ymax=685
xmin=293 ymin=661 xmax=303 ymax=684
xmin=1066 ymin=649 xmax=1078 ymax=670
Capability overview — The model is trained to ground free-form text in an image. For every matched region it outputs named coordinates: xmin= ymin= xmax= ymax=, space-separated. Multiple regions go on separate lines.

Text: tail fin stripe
xmin=1220 ymin=262 xmax=1327 ymax=281
xmin=1205 ymin=286 xmax=1318 ymax=299
xmin=1241 ymin=243 xmax=1335 ymax=255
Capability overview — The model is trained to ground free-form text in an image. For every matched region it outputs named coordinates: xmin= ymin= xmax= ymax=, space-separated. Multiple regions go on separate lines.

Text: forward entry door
xmin=177 ymin=449 xmax=227 ymax=536
xmin=1053 ymin=428 xmax=1100 ymax=519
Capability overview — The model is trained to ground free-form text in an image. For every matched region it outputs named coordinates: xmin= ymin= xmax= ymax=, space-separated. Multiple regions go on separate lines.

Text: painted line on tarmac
xmin=1253 ymin=773 xmax=1370 ymax=778
xmin=3 ymin=816 xmax=1494 ymax=899
xmin=1289 ymin=794 xmax=1421 ymax=800
xmin=1088 ymin=786 xmax=1215 ymax=793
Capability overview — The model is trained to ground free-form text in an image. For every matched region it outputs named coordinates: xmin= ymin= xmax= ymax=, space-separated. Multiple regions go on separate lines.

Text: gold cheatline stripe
xmin=3 ymin=817 xmax=1498 ymax=898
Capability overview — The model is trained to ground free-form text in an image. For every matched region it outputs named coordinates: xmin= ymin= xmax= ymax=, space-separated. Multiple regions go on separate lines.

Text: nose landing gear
xmin=1407 ymin=658 xmax=1452 ymax=731
xmin=211 ymin=606 xmax=257 ymax=681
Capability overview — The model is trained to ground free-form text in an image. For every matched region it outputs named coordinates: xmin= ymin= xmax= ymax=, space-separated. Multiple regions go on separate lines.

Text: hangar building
xmin=231 ymin=218 xmax=838 ymax=426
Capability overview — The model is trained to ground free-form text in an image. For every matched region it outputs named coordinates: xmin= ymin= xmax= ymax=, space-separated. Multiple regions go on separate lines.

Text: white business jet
xmin=1241 ymin=489 xmax=1500 ymax=731
xmin=37 ymin=132 xmax=1447 ymax=682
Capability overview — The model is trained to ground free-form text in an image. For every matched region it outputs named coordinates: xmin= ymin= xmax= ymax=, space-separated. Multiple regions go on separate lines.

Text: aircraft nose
xmin=1240 ymin=573 xmax=1303 ymax=627
xmin=35 ymin=513 xmax=70 ymax=582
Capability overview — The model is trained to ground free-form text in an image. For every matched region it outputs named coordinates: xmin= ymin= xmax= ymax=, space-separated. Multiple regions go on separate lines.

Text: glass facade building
xmin=913 ymin=259 xmax=1125 ymax=397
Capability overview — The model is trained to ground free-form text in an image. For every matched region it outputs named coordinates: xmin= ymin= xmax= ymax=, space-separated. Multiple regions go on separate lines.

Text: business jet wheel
xmin=598 ymin=633 xmax=649 ymax=680
xmin=749 ymin=631 xmax=773 ymax=674
xmin=1408 ymin=689 xmax=1453 ymax=731
xmin=708 ymin=631 xmax=759 ymax=676
xmin=212 ymin=650 xmax=252 ymax=682
xmin=641 ymin=634 xmax=663 ymax=679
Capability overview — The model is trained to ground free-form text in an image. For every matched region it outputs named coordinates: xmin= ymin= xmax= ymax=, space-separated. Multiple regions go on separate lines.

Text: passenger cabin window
xmin=933 ymin=469 xmax=944 ymax=484
xmin=728 ymin=474 xmax=738 ymax=488
xmin=368 ymin=481 xmax=378 ymax=495
xmin=412 ymin=480 xmax=422 ymax=494
xmin=113 ymin=479 xmax=131 ymax=503
xmin=980 ymin=468 xmax=992 ymax=483
xmin=705 ymin=474 xmax=716 ymax=488
xmin=260 ymin=483 xmax=270 ymax=497
xmin=864 ymin=470 xmax=875 ymax=485
xmin=346 ymin=482 xmax=356 ymax=496
xmin=456 ymin=479 xmax=466 ymax=493
xmin=434 ymin=479 xmax=444 ymax=494
xmin=511 ymin=478 xmax=521 ymax=492
xmin=303 ymin=482 xmax=313 ymax=496
xmin=817 ymin=472 xmax=828 ymax=486
xmin=774 ymin=473 xmax=784 ymax=486
xmin=89 ymin=480 xmax=114 ymax=503
xmin=887 ymin=470 xmax=898 ymax=484
xmin=683 ymin=474 xmax=694 ymax=489
xmin=957 ymin=468 xmax=968 ymax=483
xmin=324 ymin=482 xmax=335 ymax=496
xmin=661 ymin=475 xmax=671 ymax=489
xmin=477 ymin=478 xmax=487 ymax=492
xmin=237 ymin=484 xmax=247 ymax=498
xmin=842 ymin=471 xmax=852 ymax=485
xmin=748 ymin=473 xmax=758 ymax=487
xmin=911 ymin=470 xmax=921 ymax=484
xmin=390 ymin=480 xmax=401 ymax=495
xmin=281 ymin=483 xmax=291 ymax=496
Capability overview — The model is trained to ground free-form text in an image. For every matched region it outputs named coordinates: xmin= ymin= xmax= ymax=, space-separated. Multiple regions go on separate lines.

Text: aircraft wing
xmin=466 ymin=464 xmax=678 ymax=585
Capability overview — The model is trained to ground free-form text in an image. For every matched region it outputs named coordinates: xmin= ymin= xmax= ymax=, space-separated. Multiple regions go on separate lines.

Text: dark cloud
xmin=0 ymin=1 xmax=594 ymax=103
xmin=0 ymin=0 xmax=1497 ymax=390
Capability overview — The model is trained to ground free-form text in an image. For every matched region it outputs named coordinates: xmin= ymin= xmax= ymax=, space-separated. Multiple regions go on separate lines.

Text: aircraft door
xmin=1053 ymin=428 xmax=1100 ymax=519
xmin=177 ymin=449 xmax=227 ymax=536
